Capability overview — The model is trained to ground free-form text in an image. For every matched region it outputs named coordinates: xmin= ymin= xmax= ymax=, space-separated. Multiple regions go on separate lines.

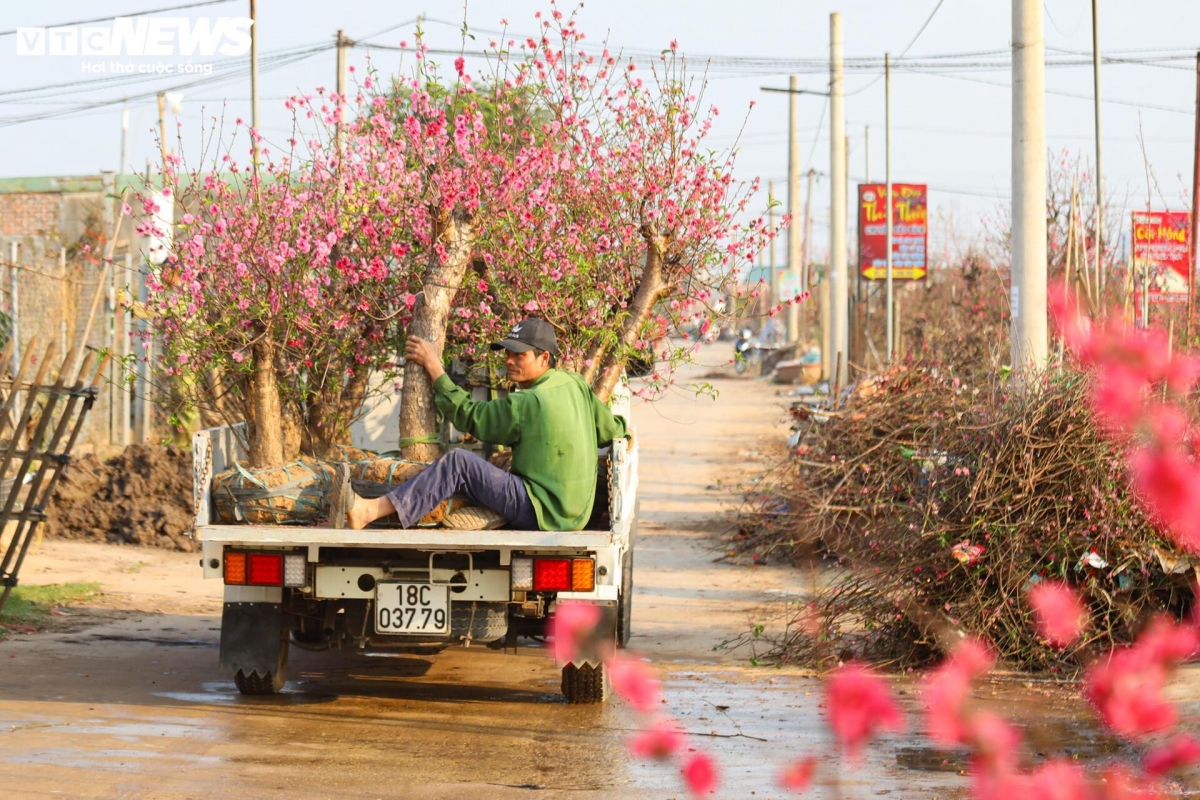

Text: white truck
xmin=190 ymin=389 xmax=638 ymax=703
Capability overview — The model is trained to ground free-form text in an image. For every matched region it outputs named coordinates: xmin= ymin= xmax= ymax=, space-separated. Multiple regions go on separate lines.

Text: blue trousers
xmin=385 ymin=449 xmax=539 ymax=530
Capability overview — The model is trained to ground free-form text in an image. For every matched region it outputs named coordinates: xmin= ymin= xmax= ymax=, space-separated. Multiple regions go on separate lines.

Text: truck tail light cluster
xmin=512 ymin=557 xmax=594 ymax=592
xmin=224 ymin=551 xmax=306 ymax=587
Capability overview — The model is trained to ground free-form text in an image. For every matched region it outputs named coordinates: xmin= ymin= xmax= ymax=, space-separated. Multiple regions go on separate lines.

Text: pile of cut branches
xmin=729 ymin=362 xmax=1194 ymax=671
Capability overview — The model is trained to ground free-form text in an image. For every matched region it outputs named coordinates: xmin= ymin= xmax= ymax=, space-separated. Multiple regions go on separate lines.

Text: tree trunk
xmin=398 ymin=209 xmax=475 ymax=462
xmin=245 ymin=331 xmax=286 ymax=467
xmin=578 ymin=337 xmax=609 ymax=385
xmin=591 ymin=238 xmax=667 ymax=402
xmin=304 ymin=365 xmax=370 ymax=458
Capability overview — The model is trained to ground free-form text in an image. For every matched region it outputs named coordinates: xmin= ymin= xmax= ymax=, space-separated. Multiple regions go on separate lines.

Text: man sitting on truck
xmin=339 ymin=317 xmax=632 ymax=532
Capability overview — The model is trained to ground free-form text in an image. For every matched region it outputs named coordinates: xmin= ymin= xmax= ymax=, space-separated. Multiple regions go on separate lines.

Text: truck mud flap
xmin=561 ymin=599 xmax=618 ymax=668
xmin=219 ymin=602 xmax=285 ymax=677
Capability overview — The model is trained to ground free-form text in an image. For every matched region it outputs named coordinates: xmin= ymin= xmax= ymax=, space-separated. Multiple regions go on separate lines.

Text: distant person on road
xmin=336 ymin=318 xmax=632 ymax=531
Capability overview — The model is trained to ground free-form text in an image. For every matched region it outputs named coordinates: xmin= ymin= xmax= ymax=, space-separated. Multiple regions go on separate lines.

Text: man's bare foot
xmin=346 ymin=494 xmax=369 ymax=530
xmin=347 ymin=494 xmax=394 ymax=530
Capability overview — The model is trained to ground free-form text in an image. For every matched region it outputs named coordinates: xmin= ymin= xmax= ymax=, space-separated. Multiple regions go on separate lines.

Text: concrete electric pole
xmin=250 ymin=0 xmax=260 ymax=172
xmin=885 ymin=53 xmax=895 ymax=362
xmin=1090 ymin=0 xmax=1105 ymax=295
xmin=768 ymin=180 xmax=779 ymax=310
xmin=787 ymin=75 xmax=802 ymax=343
xmin=156 ymin=92 xmax=167 ymax=169
xmin=1011 ymin=0 xmax=1049 ymax=372
xmin=829 ymin=12 xmax=848 ymax=385
xmin=337 ymin=30 xmax=351 ymax=154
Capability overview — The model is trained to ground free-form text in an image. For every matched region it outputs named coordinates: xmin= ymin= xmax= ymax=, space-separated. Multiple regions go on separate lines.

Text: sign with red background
xmin=858 ymin=183 xmax=928 ymax=280
xmin=1132 ymin=210 xmax=1190 ymax=304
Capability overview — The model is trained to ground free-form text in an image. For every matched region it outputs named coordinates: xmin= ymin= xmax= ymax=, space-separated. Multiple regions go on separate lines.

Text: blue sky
xmin=2 ymin=1 xmax=1198 ymax=262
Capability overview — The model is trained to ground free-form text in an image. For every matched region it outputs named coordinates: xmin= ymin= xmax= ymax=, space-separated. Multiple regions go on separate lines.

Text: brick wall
xmin=0 ymin=193 xmax=61 ymax=237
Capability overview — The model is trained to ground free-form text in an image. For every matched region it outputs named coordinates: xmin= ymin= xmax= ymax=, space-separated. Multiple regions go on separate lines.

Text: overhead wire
xmin=0 ymin=45 xmax=332 ymax=127
xmin=847 ymin=0 xmax=948 ymax=96
xmin=0 ymin=0 xmax=234 ymax=37
xmin=904 ymin=67 xmax=1193 ymax=114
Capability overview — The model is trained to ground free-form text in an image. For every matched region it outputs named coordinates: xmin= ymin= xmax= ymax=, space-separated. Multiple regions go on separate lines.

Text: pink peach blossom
xmin=778 ymin=755 xmax=816 ymax=792
xmin=627 ymin=717 xmax=683 ymax=760
xmin=1028 ymin=580 xmax=1086 ymax=647
xmin=547 ymin=601 xmax=600 ymax=664
xmin=825 ymin=662 xmax=904 ymax=756
xmin=608 ymin=653 xmax=661 ymax=712
xmin=680 ymin=752 xmax=718 ymax=796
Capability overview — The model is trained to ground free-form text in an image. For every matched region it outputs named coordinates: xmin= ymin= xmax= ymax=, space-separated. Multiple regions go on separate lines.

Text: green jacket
xmin=432 ymin=369 xmax=630 ymax=531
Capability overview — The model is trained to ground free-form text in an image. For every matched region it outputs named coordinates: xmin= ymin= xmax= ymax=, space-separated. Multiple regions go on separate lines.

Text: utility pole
xmin=829 ymin=12 xmax=848 ymax=386
xmin=156 ymin=92 xmax=167 ymax=169
xmin=336 ymin=30 xmax=351 ymax=155
xmin=849 ymin=134 xmax=858 ymax=306
xmin=768 ymin=180 xmax=779 ymax=310
xmin=804 ymin=168 xmax=815 ymax=293
xmin=1090 ymin=0 xmax=1105 ymax=294
xmin=787 ymin=75 xmax=802 ymax=343
xmin=820 ymin=203 xmax=831 ymax=381
xmin=760 ymin=78 xmax=827 ymax=338
xmin=885 ymin=53 xmax=895 ymax=362
xmin=1012 ymin=0 xmax=1049 ymax=372
xmin=1190 ymin=51 xmax=1200 ymax=336
xmin=805 ymin=169 xmax=822 ymax=372
xmin=119 ymin=106 xmax=129 ymax=175
xmin=864 ymin=125 xmax=870 ymax=183
xmin=250 ymin=0 xmax=261 ymax=173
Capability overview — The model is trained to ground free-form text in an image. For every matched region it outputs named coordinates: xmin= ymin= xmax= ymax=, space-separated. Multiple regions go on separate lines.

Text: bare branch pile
xmin=730 ymin=362 xmax=1194 ymax=672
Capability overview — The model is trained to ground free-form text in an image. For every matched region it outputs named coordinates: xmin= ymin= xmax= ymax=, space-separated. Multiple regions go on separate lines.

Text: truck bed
xmin=195 ymin=524 xmax=616 ymax=549
xmin=191 ymin=401 xmax=637 ymax=555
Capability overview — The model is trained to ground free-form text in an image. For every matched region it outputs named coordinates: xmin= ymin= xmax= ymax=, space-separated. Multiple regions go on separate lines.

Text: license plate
xmin=375 ymin=583 xmax=450 ymax=635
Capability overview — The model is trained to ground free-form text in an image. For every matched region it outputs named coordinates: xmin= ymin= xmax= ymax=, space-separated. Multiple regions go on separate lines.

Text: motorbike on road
xmin=733 ymin=329 xmax=774 ymax=374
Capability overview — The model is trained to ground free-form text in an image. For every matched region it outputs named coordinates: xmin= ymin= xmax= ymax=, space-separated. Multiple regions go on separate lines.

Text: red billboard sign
xmin=1132 ymin=210 xmax=1190 ymax=304
xmin=858 ymin=183 xmax=928 ymax=280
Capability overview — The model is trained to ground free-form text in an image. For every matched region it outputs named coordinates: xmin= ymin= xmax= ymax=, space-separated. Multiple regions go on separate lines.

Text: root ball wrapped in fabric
xmin=213 ymin=461 xmax=336 ymax=524
xmin=351 ymin=458 xmax=426 ymax=486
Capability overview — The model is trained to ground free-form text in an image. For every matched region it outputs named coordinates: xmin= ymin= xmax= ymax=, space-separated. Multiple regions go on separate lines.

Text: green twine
xmin=395 ymin=434 xmax=441 ymax=448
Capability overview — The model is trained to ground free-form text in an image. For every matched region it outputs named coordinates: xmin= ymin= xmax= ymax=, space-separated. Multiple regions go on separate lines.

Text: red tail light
xmin=533 ymin=558 xmax=571 ymax=591
xmin=246 ymin=553 xmax=284 ymax=586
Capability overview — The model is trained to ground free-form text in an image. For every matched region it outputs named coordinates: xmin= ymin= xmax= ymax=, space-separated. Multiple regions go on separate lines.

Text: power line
xmin=353 ymin=17 xmax=422 ymax=46
xmin=847 ymin=0 xmax=948 ymax=96
xmin=897 ymin=0 xmax=949 ymax=59
xmin=0 ymin=16 xmax=415 ymax=129
xmin=0 ymin=39 xmax=330 ymax=102
xmin=907 ymin=68 xmax=1193 ymax=114
xmin=0 ymin=46 xmax=331 ymax=127
xmin=356 ymin=43 xmax=1194 ymax=75
xmin=0 ymin=0 xmax=235 ymax=37
xmin=722 ymin=123 xmax=1192 ymax=145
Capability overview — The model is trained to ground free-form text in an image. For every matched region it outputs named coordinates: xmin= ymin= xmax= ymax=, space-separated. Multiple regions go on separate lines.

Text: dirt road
xmin=0 ymin=352 xmax=966 ymax=799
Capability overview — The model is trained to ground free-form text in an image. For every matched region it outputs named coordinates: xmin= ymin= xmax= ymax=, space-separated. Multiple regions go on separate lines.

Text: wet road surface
xmin=1 ymin=355 xmax=977 ymax=798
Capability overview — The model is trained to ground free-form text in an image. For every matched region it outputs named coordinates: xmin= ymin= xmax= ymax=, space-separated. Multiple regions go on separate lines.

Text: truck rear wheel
xmin=561 ymin=662 xmax=610 ymax=704
xmin=617 ymin=547 xmax=634 ymax=649
xmin=234 ymin=667 xmax=286 ymax=695
xmin=617 ymin=501 xmax=639 ymax=649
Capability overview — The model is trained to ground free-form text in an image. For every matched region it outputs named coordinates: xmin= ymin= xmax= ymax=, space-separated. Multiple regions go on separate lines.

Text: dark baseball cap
xmin=491 ymin=318 xmax=559 ymax=355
